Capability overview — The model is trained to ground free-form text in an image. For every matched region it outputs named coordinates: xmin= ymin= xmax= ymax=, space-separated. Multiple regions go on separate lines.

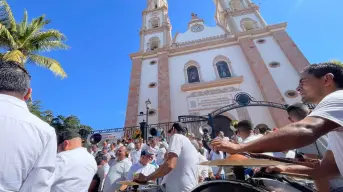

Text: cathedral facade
xmin=125 ymin=0 xmax=309 ymax=136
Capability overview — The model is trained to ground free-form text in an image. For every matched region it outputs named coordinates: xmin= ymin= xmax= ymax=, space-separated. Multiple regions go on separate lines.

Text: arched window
xmin=241 ymin=18 xmax=257 ymax=31
xmin=216 ymin=61 xmax=231 ymax=78
xmin=187 ymin=66 xmax=200 ymax=83
xmin=149 ymin=37 xmax=160 ymax=51
xmin=229 ymin=0 xmax=243 ymax=11
xmin=150 ymin=17 xmax=160 ymax=28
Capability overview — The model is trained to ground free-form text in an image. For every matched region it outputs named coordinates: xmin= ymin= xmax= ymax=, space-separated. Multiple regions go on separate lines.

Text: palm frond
xmin=3 ymin=50 xmax=25 ymax=64
xmin=24 ymin=15 xmax=49 ymax=38
xmin=16 ymin=10 xmax=28 ymax=37
xmin=32 ymin=41 xmax=69 ymax=52
xmin=0 ymin=23 xmax=16 ymax=49
xmin=330 ymin=60 xmax=343 ymax=67
xmin=27 ymin=54 xmax=67 ymax=78
xmin=0 ymin=0 xmax=16 ymax=32
xmin=24 ymin=29 xmax=67 ymax=49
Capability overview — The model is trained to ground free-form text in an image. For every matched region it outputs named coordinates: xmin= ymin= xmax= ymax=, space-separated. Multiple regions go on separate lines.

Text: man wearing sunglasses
xmin=135 ymin=122 xmax=199 ymax=192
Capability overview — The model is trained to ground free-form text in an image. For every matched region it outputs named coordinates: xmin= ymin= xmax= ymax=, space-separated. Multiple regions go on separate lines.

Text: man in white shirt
xmin=236 ymin=120 xmax=274 ymax=157
xmin=51 ymin=131 xmax=97 ymax=192
xmin=102 ymin=146 xmax=132 ymax=192
xmin=96 ymin=155 xmax=110 ymax=192
xmin=130 ymin=139 xmax=142 ymax=164
xmin=211 ymin=63 xmax=343 ymax=188
xmin=190 ymin=140 xmax=214 ymax=183
xmin=120 ymin=150 xmax=158 ymax=191
xmin=0 ymin=61 xmax=57 ymax=192
xmin=135 ymin=122 xmax=199 ymax=192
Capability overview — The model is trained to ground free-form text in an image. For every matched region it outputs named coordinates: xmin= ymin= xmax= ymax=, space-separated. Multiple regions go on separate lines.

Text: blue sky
xmin=9 ymin=0 xmax=342 ymax=130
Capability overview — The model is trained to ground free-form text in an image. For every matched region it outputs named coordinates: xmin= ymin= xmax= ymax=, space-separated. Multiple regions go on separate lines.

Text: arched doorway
xmin=212 ymin=115 xmax=233 ymax=138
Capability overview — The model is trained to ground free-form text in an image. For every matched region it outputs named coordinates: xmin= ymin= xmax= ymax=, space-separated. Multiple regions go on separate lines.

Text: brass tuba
xmin=230 ymin=120 xmax=239 ymax=131
xmin=199 ymin=124 xmax=212 ymax=136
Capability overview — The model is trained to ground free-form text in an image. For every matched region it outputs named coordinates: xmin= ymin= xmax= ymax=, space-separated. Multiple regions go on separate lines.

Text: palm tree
xmin=0 ymin=0 xmax=68 ymax=78
xmin=331 ymin=60 xmax=343 ymax=67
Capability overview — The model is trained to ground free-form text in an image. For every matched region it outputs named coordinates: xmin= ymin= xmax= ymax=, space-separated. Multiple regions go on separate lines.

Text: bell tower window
xmin=241 ymin=18 xmax=258 ymax=31
xmin=149 ymin=37 xmax=160 ymax=51
xmin=150 ymin=18 xmax=160 ymax=29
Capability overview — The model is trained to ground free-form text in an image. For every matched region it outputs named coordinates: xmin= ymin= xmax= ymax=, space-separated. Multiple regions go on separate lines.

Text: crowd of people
xmin=0 ymin=58 xmax=343 ymax=192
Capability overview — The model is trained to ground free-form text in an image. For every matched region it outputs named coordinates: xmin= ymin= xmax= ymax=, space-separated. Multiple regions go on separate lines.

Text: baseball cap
xmin=57 ymin=131 xmax=81 ymax=145
xmin=141 ymin=149 xmax=154 ymax=156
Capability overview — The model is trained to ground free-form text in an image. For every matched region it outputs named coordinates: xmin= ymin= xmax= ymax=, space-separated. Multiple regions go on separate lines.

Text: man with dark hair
xmin=135 ymin=122 xmax=199 ymax=192
xmin=52 ymin=131 xmax=97 ymax=192
xmin=255 ymin=124 xmax=270 ymax=135
xmin=212 ymin=62 xmax=343 ymax=185
xmin=0 ymin=61 xmax=57 ymax=191
xmin=236 ymin=120 xmax=274 ymax=157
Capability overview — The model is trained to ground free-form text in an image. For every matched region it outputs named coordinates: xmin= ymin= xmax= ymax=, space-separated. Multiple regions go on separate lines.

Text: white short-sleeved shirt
xmin=164 ymin=134 xmax=199 ymax=192
xmin=51 ymin=147 xmax=97 ymax=192
xmin=130 ymin=149 xmax=142 ymax=165
xmin=0 ymin=94 xmax=57 ymax=192
xmin=127 ymin=162 xmax=157 ymax=181
xmin=97 ymin=163 xmax=110 ymax=191
xmin=102 ymin=158 xmax=132 ymax=192
xmin=210 ymin=151 xmax=225 ymax=175
xmin=198 ymin=153 xmax=212 ymax=179
xmin=308 ymin=90 xmax=343 ymax=176
xmin=242 ymin=134 xmax=274 ymax=157
xmin=156 ymin=148 xmax=167 ymax=165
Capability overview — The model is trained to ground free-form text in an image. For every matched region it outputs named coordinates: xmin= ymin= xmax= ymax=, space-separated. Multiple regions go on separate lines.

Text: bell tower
xmin=214 ymin=0 xmax=267 ymax=33
xmin=139 ymin=0 xmax=172 ymax=52
xmin=125 ymin=0 xmax=172 ymax=128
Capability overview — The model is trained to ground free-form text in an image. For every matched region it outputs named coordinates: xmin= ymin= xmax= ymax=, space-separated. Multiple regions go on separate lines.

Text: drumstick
xmin=280 ymin=172 xmax=312 ymax=180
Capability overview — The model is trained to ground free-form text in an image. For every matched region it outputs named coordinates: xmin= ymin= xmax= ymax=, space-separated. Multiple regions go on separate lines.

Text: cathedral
xmin=124 ymin=0 xmax=310 ymax=137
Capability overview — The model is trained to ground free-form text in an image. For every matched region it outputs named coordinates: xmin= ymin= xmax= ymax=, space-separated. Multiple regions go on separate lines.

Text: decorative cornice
xmin=140 ymin=24 xmax=171 ymax=35
xmin=130 ymin=23 xmax=288 ymax=60
xmin=181 ymin=76 xmax=244 ymax=92
xmin=224 ymin=4 xmax=259 ymax=17
xmin=142 ymin=6 xmax=168 ymax=15
xmin=187 ymin=87 xmax=240 ymax=98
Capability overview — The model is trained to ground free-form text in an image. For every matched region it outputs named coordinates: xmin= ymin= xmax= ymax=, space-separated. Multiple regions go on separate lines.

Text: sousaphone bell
xmin=88 ymin=133 xmax=102 ymax=145
xmin=199 ymin=124 xmax=212 ymax=136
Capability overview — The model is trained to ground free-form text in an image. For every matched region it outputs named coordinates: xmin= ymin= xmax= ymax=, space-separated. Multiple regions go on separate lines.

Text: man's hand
xmin=133 ymin=173 xmax=148 ymax=183
xmin=265 ymin=165 xmax=288 ymax=173
xmin=211 ymin=138 xmax=240 ymax=154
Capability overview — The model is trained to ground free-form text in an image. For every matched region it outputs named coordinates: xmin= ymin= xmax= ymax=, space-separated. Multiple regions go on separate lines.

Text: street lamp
xmin=138 ymin=99 xmax=152 ymax=142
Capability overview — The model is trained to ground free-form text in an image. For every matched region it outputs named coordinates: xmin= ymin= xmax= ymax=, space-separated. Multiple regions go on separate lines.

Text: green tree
xmin=0 ymin=0 xmax=68 ymax=78
xmin=51 ymin=115 xmax=92 ymax=135
xmin=27 ymin=100 xmax=44 ymax=119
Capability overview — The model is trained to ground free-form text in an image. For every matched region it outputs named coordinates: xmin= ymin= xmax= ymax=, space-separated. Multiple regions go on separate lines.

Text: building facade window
xmin=229 ymin=0 xmax=243 ymax=11
xmin=149 ymin=37 xmax=160 ymax=51
xmin=216 ymin=61 xmax=231 ymax=78
xmin=187 ymin=66 xmax=200 ymax=83
xmin=213 ymin=55 xmax=234 ymax=79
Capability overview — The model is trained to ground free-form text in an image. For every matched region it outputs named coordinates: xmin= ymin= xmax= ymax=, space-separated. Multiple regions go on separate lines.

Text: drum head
xmin=191 ymin=180 xmax=266 ymax=192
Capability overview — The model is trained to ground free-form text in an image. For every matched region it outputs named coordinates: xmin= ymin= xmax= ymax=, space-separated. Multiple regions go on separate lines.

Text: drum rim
xmin=191 ymin=180 xmax=268 ymax=192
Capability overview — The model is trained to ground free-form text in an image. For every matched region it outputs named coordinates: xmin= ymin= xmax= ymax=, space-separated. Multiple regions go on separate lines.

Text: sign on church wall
xmin=187 ymin=87 xmax=239 ymax=111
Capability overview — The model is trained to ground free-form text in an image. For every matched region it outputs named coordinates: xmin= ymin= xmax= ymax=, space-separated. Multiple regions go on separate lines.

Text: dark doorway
xmin=212 ymin=115 xmax=233 ymax=138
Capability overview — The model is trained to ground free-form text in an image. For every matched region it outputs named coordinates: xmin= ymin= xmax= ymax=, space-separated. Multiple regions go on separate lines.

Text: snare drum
xmin=251 ymin=177 xmax=316 ymax=192
xmin=190 ymin=180 xmax=267 ymax=192
xmin=124 ymin=185 xmax=162 ymax=192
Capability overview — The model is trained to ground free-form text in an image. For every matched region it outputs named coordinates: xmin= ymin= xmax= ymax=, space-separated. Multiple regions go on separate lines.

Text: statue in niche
xmin=216 ymin=61 xmax=231 ymax=78
xmin=187 ymin=66 xmax=200 ymax=83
